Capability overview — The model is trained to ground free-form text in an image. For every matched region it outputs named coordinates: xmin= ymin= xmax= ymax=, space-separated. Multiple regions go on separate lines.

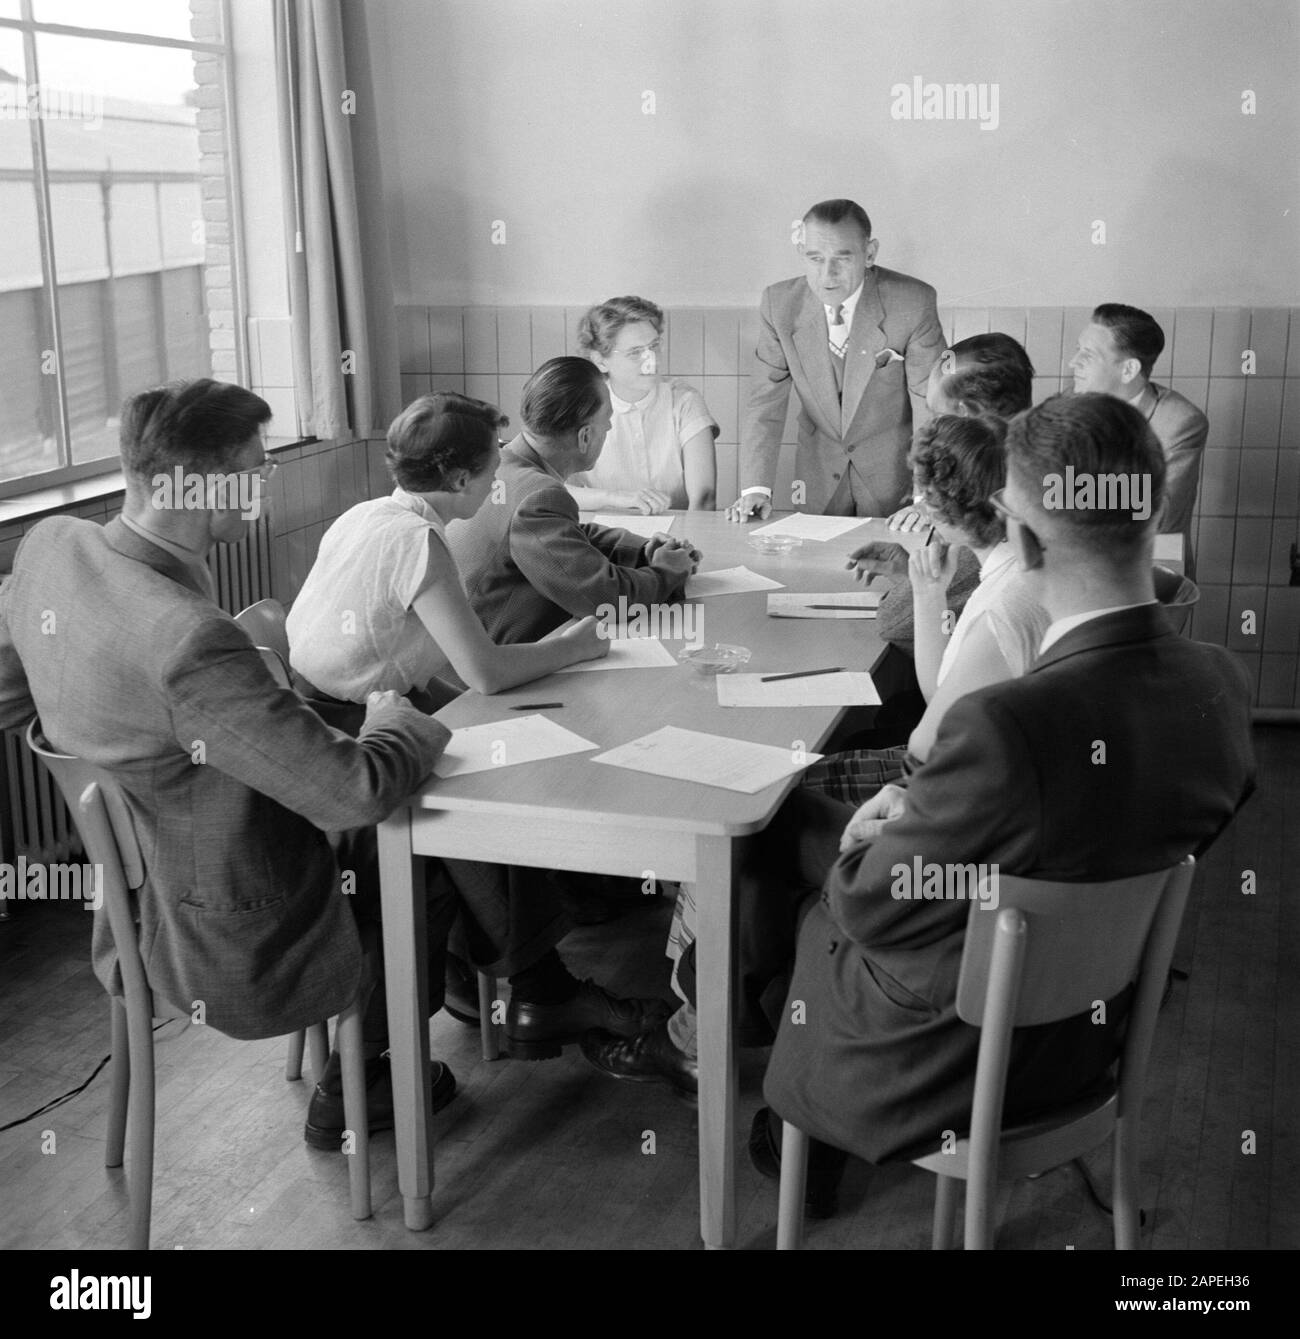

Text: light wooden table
xmin=378 ymin=510 xmax=891 ymax=1247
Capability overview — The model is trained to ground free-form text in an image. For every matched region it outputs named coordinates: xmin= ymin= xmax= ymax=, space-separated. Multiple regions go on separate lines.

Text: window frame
xmin=0 ymin=0 xmax=245 ymax=501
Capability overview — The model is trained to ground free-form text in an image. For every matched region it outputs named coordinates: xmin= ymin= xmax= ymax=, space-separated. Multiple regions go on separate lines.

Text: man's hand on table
xmin=725 ymin=489 xmax=773 ymax=523
xmin=644 ymin=533 xmax=702 ymax=566
xmin=839 ymin=783 xmax=909 ymax=852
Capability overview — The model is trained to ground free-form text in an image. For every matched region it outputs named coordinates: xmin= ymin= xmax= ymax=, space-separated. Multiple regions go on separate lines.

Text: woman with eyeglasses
xmin=803 ymin=412 xmax=1051 ymax=807
xmin=566 ymin=296 xmax=719 ymax=514
xmin=287 ymin=391 xmax=607 ymax=721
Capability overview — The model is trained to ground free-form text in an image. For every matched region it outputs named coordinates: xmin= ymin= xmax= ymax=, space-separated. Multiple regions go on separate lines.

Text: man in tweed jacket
xmin=0 ymin=381 xmax=452 ymax=1045
xmin=449 ymin=357 xmax=698 ymax=643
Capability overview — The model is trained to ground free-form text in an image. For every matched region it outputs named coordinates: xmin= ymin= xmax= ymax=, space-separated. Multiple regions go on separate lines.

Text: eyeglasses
xmin=989 ymin=488 xmax=1046 ymax=552
xmin=614 ymin=339 xmax=662 ymax=360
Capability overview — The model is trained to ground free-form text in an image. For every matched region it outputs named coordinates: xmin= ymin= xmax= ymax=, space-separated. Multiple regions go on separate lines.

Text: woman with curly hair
xmin=287 ymin=391 xmax=607 ymax=715
xmin=566 ymin=295 xmax=719 ymax=514
xmin=802 ymin=411 xmax=1051 ymax=803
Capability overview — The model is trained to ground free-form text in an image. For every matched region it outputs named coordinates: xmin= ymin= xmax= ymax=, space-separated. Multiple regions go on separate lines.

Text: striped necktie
xmin=828 ymin=304 xmax=847 ymax=360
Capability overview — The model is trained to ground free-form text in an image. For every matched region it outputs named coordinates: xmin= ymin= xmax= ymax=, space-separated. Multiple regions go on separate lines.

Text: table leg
xmin=694 ymin=835 xmax=737 ymax=1249
xmin=378 ymin=810 xmax=435 ymax=1231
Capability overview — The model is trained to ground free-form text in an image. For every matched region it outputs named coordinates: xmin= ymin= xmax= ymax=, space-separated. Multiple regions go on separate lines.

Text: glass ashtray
xmin=747 ymin=533 xmax=803 ymax=555
xmin=678 ymin=643 xmax=752 ymax=675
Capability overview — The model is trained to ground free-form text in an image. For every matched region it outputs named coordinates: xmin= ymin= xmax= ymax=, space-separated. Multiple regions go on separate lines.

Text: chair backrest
xmin=27 ymin=719 xmax=145 ymax=891
xmin=955 ymin=866 xmax=1186 ymax=1029
xmin=234 ymin=598 xmax=291 ymax=665
xmin=1153 ymin=565 xmax=1199 ymax=636
xmin=26 ymin=719 xmax=159 ymax=1021
xmin=956 ymin=859 xmax=1195 ymax=1169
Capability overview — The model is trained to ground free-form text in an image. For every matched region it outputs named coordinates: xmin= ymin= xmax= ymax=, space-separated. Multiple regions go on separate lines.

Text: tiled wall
xmin=396 ymin=303 xmax=1300 ymax=710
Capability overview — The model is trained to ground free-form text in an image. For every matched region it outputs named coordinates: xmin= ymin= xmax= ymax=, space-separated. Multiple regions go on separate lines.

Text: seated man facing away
xmin=1069 ymin=303 xmax=1208 ymax=577
xmin=0 ymin=381 xmax=456 ymax=1147
xmin=587 ymin=394 xmax=1255 ymax=1220
xmin=448 ymin=355 xmax=699 ymax=644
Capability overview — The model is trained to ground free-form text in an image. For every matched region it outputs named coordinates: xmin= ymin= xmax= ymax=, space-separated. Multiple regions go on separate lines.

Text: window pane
xmin=32 ymin=0 xmax=206 ymax=43
xmin=36 ymin=31 xmax=212 ymax=465
xmin=0 ymin=30 xmax=60 ymax=484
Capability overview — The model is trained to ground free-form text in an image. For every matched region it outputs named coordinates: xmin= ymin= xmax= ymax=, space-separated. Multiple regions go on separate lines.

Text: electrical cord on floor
xmin=0 ymin=1020 xmax=176 ymax=1132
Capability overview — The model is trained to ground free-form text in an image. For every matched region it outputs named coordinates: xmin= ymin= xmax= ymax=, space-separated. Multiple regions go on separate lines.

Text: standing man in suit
xmin=725 ymin=198 xmax=946 ymax=522
xmin=450 ymin=356 xmax=699 ymax=642
xmin=1069 ymin=303 xmax=1209 ymax=576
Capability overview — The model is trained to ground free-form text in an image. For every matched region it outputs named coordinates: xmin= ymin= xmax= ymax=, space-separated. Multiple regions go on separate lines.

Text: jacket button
xmin=831 ymin=472 xmax=841 ymax=481
xmin=828 ymin=939 xmax=838 ymax=954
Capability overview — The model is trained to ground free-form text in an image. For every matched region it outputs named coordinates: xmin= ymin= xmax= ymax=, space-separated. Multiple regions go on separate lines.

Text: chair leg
xmin=285 ymin=1029 xmax=306 ymax=1082
xmin=477 ymin=971 xmax=500 ymax=1062
xmin=776 ymin=1121 xmax=810 ymax=1250
xmin=306 ymin=1022 xmax=330 ymax=1081
xmin=932 ymin=1174 xmax=960 ymax=1249
xmin=106 ymin=998 xmax=129 ymax=1168
xmin=124 ymin=995 xmax=155 ymax=1251
xmin=336 ymin=1002 xmax=372 ymax=1221
xmin=1112 ymin=1118 xmax=1141 ymax=1249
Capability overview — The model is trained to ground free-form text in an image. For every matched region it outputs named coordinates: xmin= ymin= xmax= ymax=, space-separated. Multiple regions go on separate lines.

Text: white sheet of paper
xmin=592 ymin=513 xmax=673 ymax=538
xmin=716 ymin=671 xmax=881 ymax=708
xmin=751 ymin=513 xmax=874 ymax=542
xmin=685 ymin=566 xmax=785 ymax=598
xmin=591 ymin=725 xmax=822 ymax=794
xmin=433 ymin=715 xmax=597 ymax=778
xmin=766 ymin=592 xmax=882 ymax=619
xmin=554 ymin=637 xmax=679 ymax=672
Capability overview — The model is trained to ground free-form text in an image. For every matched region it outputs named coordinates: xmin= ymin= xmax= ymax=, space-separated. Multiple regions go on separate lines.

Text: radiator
xmin=0 ymin=516 xmax=276 ymax=892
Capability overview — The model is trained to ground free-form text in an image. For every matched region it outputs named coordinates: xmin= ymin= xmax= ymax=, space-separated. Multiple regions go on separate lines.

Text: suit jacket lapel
xmin=839 ymin=270 xmax=888 ymax=434
xmin=791 ymin=289 xmax=844 ymax=438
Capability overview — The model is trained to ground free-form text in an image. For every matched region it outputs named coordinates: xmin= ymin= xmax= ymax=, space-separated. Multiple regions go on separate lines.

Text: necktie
xmin=829 ymin=305 xmax=847 ymax=360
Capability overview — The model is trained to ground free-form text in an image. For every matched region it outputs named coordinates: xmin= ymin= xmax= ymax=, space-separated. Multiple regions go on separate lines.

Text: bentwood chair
xmin=232 ymin=601 xmax=329 ymax=1081
xmin=27 ymin=720 xmax=373 ymax=1248
xmin=776 ymin=857 xmax=1196 ymax=1250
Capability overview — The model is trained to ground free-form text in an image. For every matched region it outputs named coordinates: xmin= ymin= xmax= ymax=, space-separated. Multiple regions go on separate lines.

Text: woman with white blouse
xmin=288 ymin=391 xmax=607 ymax=716
xmin=566 ymin=295 xmax=719 ymax=514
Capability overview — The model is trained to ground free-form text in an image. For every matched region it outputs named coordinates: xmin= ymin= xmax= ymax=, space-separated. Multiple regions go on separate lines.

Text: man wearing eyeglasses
xmin=726 ymin=198 xmax=946 ymax=522
xmin=0 ymin=378 xmax=463 ymax=1147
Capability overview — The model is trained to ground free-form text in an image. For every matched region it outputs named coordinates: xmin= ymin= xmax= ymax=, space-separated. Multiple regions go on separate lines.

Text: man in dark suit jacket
xmin=1070 ymin=304 xmax=1209 ymax=577
xmin=754 ymin=392 xmax=1253 ymax=1197
xmin=726 ymin=198 xmax=946 ymax=521
xmin=449 ymin=357 xmax=698 ymax=643
xmin=587 ymin=394 xmax=1255 ymax=1206
xmin=0 ymin=380 xmax=467 ymax=1143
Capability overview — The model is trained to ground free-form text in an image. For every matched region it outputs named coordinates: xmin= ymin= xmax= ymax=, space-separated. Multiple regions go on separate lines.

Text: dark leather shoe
xmin=580 ymin=1021 xmax=699 ymax=1105
xmin=505 ymin=980 xmax=671 ymax=1060
xmin=304 ymin=1053 xmax=456 ymax=1150
xmin=748 ymin=1106 xmax=844 ymax=1219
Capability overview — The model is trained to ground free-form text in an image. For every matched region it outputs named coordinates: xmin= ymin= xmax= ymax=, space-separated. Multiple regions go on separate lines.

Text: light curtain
xmin=273 ymin=0 xmax=400 ymax=439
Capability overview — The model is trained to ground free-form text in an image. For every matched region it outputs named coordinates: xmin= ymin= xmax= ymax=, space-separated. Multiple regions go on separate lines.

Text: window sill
xmin=0 ymin=437 xmax=316 ymax=527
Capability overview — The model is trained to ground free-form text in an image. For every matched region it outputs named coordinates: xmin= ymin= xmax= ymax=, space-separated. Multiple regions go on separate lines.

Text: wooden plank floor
xmin=1 ymin=726 xmax=1295 ymax=1251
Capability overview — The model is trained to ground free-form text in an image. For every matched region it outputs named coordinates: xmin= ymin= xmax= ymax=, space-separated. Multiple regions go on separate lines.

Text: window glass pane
xmin=0 ymin=30 xmax=60 ymax=484
xmin=36 ymin=31 xmax=212 ymax=465
xmin=32 ymin=0 xmax=205 ymax=43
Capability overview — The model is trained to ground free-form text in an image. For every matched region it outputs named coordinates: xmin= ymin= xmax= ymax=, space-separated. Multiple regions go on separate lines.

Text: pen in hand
xmin=509 ymin=703 xmax=565 ymax=710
